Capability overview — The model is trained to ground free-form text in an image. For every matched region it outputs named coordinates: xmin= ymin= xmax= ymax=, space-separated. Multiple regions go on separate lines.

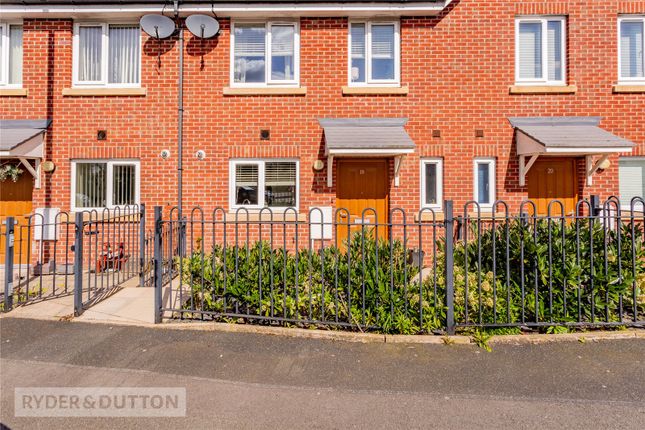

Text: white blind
xmin=9 ymin=25 xmax=22 ymax=85
xmin=619 ymin=159 xmax=645 ymax=204
xmin=547 ymin=20 xmax=562 ymax=81
xmin=75 ymin=163 xmax=107 ymax=208
xmin=235 ymin=164 xmax=259 ymax=186
xmin=518 ymin=22 xmax=542 ymax=79
xmin=234 ymin=25 xmax=265 ymax=57
xmin=351 ymin=23 xmax=366 ymax=58
xmin=270 ymin=25 xmax=294 ymax=56
xmin=371 ymin=24 xmax=394 ymax=59
xmin=0 ymin=25 xmax=3 ymax=82
xmin=108 ymin=25 xmax=140 ymax=84
xmin=620 ymin=21 xmax=644 ymax=78
xmin=265 ymin=162 xmax=296 ymax=186
xmin=112 ymin=164 xmax=136 ymax=206
xmin=78 ymin=26 xmax=103 ymax=82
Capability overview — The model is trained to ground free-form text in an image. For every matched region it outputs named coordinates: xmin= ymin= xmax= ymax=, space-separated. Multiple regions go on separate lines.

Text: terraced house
xmin=1 ymin=0 xmax=645 ymax=260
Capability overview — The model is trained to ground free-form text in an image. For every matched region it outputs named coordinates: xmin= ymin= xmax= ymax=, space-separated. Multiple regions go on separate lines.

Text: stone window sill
xmin=223 ymin=87 xmax=307 ymax=96
xmin=509 ymin=85 xmax=577 ymax=94
xmin=342 ymin=86 xmax=409 ymax=95
xmin=226 ymin=212 xmax=305 ymax=222
xmin=0 ymin=88 xmax=28 ymax=97
xmin=62 ymin=87 xmax=147 ymax=97
xmin=613 ymin=84 xmax=645 ymax=93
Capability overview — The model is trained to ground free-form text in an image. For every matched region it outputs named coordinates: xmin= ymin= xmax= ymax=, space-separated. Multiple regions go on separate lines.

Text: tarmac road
xmin=0 ymin=317 xmax=644 ymax=429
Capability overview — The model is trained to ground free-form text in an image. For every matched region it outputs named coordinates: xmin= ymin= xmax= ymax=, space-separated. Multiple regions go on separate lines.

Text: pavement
xmin=0 ymin=317 xmax=644 ymax=429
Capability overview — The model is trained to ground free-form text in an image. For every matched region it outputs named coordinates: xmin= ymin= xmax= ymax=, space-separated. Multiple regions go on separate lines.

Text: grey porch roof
xmin=319 ymin=118 xmax=415 ymax=156
xmin=508 ymin=117 xmax=634 ymax=155
xmin=0 ymin=119 xmax=51 ymax=152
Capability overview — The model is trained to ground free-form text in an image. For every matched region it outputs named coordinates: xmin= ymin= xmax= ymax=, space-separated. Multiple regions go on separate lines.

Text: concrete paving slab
xmin=76 ymin=282 xmax=155 ymax=324
xmin=6 ymin=294 xmax=74 ymax=320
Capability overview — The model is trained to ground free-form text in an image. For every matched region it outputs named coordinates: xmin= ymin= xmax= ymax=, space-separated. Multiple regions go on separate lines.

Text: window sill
xmin=613 ymin=84 xmax=645 ymax=93
xmin=62 ymin=87 xmax=147 ymax=97
xmin=226 ymin=211 xmax=305 ymax=222
xmin=342 ymin=86 xmax=409 ymax=95
xmin=0 ymin=88 xmax=28 ymax=97
xmin=509 ymin=85 xmax=577 ymax=94
xmin=223 ymin=87 xmax=307 ymax=96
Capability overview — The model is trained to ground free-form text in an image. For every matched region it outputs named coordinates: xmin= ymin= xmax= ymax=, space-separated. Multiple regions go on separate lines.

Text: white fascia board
xmin=0 ymin=2 xmax=451 ymax=19
xmin=544 ymin=147 xmax=634 ymax=154
xmin=327 ymin=148 xmax=415 ymax=156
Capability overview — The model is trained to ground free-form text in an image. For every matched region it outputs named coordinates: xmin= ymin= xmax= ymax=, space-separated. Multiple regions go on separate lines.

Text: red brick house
xmin=1 ymin=0 xmax=645 ymax=254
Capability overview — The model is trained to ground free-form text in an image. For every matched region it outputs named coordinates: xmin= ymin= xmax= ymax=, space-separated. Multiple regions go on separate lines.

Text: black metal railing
xmin=152 ymin=197 xmax=645 ymax=333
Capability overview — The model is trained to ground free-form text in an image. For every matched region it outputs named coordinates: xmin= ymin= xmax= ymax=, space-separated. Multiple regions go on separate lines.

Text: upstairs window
xmin=230 ymin=159 xmax=299 ymax=210
xmin=72 ymin=160 xmax=140 ymax=210
xmin=73 ymin=23 xmax=141 ymax=87
xmin=0 ymin=23 xmax=23 ymax=87
xmin=515 ymin=17 xmax=566 ymax=85
xmin=349 ymin=21 xmax=400 ymax=86
xmin=619 ymin=17 xmax=645 ymax=83
xmin=231 ymin=21 xmax=299 ymax=86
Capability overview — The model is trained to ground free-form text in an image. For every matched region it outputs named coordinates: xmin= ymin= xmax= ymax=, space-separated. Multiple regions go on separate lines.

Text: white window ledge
xmin=223 ymin=87 xmax=307 ymax=96
xmin=613 ymin=84 xmax=645 ymax=93
xmin=0 ymin=88 xmax=28 ymax=97
xmin=342 ymin=86 xmax=409 ymax=95
xmin=509 ymin=85 xmax=577 ymax=94
xmin=63 ymin=87 xmax=146 ymax=97
xmin=225 ymin=212 xmax=305 ymax=222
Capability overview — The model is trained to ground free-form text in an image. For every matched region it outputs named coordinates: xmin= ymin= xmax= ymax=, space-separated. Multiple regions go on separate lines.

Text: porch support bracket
xmin=586 ymin=154 xmax=609 ymax=186
xmin=518 ymin=154 xmax=539 ymax=187
xmin=394 ymin=155 xmax=404 ymax=187
xmin=327 ymin=155 xmax=333 ymax=188
xmin=18 ymin=157 xmax=40 ymax=189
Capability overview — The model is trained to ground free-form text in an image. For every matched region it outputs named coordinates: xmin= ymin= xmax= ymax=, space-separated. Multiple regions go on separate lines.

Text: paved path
xmin=1 ymin=318 xmax=644 ymax=429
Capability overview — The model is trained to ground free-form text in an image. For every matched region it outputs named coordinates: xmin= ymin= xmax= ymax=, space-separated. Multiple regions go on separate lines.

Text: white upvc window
xmin=231 ymin=21 xmax=300 ymax=87
xmin=71 ymin=160 xmax=140 ymax=210
xmin=515 ymin=16 xmax=566 ymax=85
xmin=348 ymin=20 xmax=400 ymax=86
xmin=72 ymin=22 xmax=141 ymax=87
xmin=229 ymin=159 xmax=299 ymax=211
xmin=420 ymin=158 xmax=443 ymax=210
xmin=0 ymin=22 xmax=23 ymax=88
xmin=619 ymin=157 xmax=645 ymax=210
xmin=474 ymin=158 xmax=496 ymax=208
xmin=618 ymin=16 xmax=645 ymax=84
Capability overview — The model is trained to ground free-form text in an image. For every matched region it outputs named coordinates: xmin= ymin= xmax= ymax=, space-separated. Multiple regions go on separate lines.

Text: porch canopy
xmin=0 ymin=119 xmax=51 ymax=188
xmin=508 ymin=117 xmax=634 ymax=186
xmin=319 ymin=118 xmax=415 ymax=187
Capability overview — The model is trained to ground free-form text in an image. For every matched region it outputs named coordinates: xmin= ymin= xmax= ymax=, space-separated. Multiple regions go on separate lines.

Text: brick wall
xmin=1 ymin=0 xmax=645 ymax=221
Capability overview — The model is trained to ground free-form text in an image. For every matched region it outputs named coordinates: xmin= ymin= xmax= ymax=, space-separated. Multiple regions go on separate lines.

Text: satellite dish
xmin=186 ymin=14 xmax=220 ymax=39
xmin=140 ymin=14 xmax=176 ymax=39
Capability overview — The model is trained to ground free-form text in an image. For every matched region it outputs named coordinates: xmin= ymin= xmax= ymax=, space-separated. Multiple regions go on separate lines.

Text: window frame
xmin=72 ymin=21 xmax=142 ymax=88
xmin=229 ymin=158 xmax=300 ymax=212
xmin=617 ymin=15 xmax=645 ymax=85
xmin=0 ymin=21 xmax=23 ymax=88
xmin=473 ymin=158 xmax=496 ymax=209
xmin=618 ymin=156 xmax=645 ymax=210
xmin=420 ymin=158 xmax=443 ymax=210
xmin=347 ymin=20 xmax=401 ymax=87
xmin=229 ymin=20 xmax=300 ymax=88
xmin=71 ymin=159 xmax=141 ymax=211
xmin=514 ymin=16 xmax=567 ymax=86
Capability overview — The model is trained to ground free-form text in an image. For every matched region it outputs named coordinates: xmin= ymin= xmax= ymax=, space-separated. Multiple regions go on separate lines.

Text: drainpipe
xmin=174 ymin=0 xmax=185 ymax=256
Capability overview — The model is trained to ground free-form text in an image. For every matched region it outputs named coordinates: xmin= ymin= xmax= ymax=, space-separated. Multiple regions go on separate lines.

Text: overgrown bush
xmin=178 ymin=219 xmax=645 ymax=333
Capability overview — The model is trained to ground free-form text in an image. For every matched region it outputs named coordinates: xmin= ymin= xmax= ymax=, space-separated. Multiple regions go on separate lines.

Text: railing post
xmin=154 ymin=206 xmax=163 ymax=323
xmin=139 ymin=204 xmax=146 ymax=288
xmin=444 ymin=200 xmax=456 ymax=335
xmin=73 ymin=212 xmax=84 ymax=316
xmin=4 ymin=217 xmax=15 ymax=312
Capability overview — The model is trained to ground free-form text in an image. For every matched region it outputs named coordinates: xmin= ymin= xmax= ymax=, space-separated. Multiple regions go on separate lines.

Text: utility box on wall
xmin=309 ymin=206 xmax=333 ymax=241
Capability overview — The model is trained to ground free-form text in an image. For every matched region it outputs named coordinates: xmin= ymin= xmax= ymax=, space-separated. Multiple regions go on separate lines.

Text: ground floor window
xmin=619 ymin=157 xmax=645 ymax=209
xmin=72 ymin=160 xmax=140 ymax=210
xmin=420 ymin=158 xmax=442 ymax=210
xmin=474 ymin=158 xmax=496 ymax=207
xmin=230 ymin=159 xmax=299 ymax=210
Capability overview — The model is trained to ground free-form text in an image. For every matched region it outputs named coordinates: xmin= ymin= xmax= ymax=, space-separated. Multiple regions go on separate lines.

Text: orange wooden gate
xmin=1 ymin=173 xmax=33 ymax=264
xmin=527 ymin=158 xmax=578 ymax=216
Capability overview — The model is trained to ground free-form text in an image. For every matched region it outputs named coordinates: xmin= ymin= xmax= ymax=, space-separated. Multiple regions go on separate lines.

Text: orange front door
xmin=1 ymin=172 xmax=34 ymax=264
xmin=336 ymin=159 xmax=389 ymax=245
xmin=527 ymin=158 xmax=578 ymax=216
